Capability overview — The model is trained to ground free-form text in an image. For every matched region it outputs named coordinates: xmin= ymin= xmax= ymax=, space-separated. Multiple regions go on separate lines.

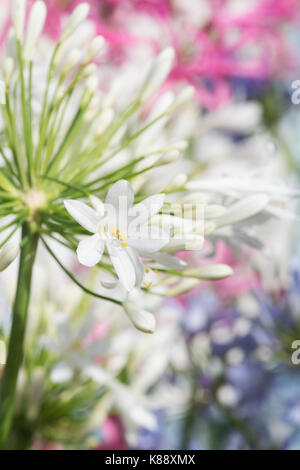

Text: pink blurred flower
xmin=95 ymin=416 xmax=128 ymax=450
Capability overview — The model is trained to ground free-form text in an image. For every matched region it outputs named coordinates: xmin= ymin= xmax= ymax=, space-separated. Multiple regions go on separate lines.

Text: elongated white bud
xmin=154 ymin=150 xmax=179 ymax=166
xmin=0 ymin=340 xmax=6 ymax=365
xmin=61 ymin=3 xmax=90 ymax=41
xmin=139 ymin=47 xmax=175 ymax=103
xmin=184 ymin=264 xmax=233 ymax=280
xmin=3 ymin=57 xmax=14 ymax=85
xmin=86 ymin=36 xmax=105 ymax=61
xmin=24 ymin=1 xmax=47 ymax=61
xmin=123 ymin=303 xmax=156 ymax=334
xmin=0 ymin=81 xmax=5 ymax=105
xmin=216 ymin=194 xmax=269 ymax=227
xmin=0 ymin=242 xmax=20 ymax=271
xmin=81 ymin=63 xmax=97 ymax=78
xmin=11 ymin=0 xmax=27 ymax=40
xmin=168 ymin=86 xmax=195 ymax=112
xmin=167 ymin=278 xmax=200 ymax=296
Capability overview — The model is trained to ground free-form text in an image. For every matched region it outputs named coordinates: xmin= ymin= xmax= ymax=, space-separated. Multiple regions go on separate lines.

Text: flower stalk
xmin=0 ymin=223 xmax=38 ymax=449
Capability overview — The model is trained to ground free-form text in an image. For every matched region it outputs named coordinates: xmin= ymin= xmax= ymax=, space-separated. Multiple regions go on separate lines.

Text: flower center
xmin=97 ymin=224 xmax=128 ymax=247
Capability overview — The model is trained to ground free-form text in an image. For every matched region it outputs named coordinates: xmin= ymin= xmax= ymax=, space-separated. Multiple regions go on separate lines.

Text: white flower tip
xmin=11 ymin=0 xmax=27 ymax=40
xmin=0 ymin=242 xmax=20 ymax=272
xmin=139 ymin=47 xmax=175 ymax=103
xmin=0 ymin=81 xmax=5 ymax=105
xmin=87 ymin=35 xmax=105 ymax=60
xmin=124 ymin=303 xmax=156 ymax=334
xmin=61 ymin=2 xmax=90 ymax=41
xmin=185 ymin=264 xmax=234 ymax=280
xmin=24 ymin=1 xmax=47 ymax=61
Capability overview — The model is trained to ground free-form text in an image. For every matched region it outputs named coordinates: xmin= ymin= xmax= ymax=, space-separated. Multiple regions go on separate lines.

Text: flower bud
xmin=24 ymin=1 xmax=47 ymax=61
xmin=123 ymin=303 xmax=156 ymax=334
xmin=86 ymin=36 xmax=105 ymax=61
xmin=11 ymin=0 xmax=27 ymax=40
xmin=216 ymin=194 xmax=269 ymax=227
xmin=139 ymin=47 xmax=175 ymax=103
xmin=61 ymin=3 xmax=90 ymax=42
xmin=61 ymin=48 xmax=82 ymax=75
xmin=167 ymin=278 xmax=200 ymax=296
xmin=3 ymin=57 xmax=14 ymax=85
xmin=0 ymin=242 xmax=20 ymax=271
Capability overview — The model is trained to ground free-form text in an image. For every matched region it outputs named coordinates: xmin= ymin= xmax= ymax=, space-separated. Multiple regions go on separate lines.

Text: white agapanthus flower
xmin=64 ymin=179 xmax=169 ymax=291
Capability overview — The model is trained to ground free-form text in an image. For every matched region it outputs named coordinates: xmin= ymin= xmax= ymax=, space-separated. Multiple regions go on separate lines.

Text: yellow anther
xmin=143 ymin=281 xmax=152 ymax=288
xmin=154 ymin=269 xmax=159 ymax=275
xmin=121 ymin=242 xmax=127 ymax=247
xmin=144 ymin=267 xmax=149 ymax=273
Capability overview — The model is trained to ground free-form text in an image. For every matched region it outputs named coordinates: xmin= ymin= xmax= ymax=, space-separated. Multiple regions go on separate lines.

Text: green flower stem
xmin=0 ymin=223 xmax=38 ymax=449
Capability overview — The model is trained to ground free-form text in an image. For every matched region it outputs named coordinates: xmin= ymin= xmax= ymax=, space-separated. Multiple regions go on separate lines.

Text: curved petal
xmin=151 ymin=252 xmax=187 ymax=269
xmin=126 ymin=246 xmax=144 ymax=286
xmin=77 ymin=234 xmax=104 ymax=267
xmin=64 ymin=199 xmax=98 ymax=233
xmin=50 ymin=362 xmax=73 ymax=383
xmin=107 ymin=244 xmax=136 ymax=292
xmin=129 ymin=194 xmax=165 ymax=225
xmin=127 ymin=226 xmax=170 ymax=253
xmin=105 ymin=180 xmax=134 ymax=210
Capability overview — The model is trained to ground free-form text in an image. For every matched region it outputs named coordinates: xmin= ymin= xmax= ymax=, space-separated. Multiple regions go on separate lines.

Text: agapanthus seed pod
xmin=24 ymin=1 xmax=47 ymax=61
xmin=0 ymin=242 xmax=20 ymax=272
xmin=184 ymin=265 xmax=234 ymax=280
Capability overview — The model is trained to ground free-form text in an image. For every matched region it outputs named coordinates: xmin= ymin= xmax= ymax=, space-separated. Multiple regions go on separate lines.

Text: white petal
xmin=50 ymin=362 xmax=73 ymax=383
xmin=105 ymin=180 xmax=134 ymax=210
xmin=89 ymin=195 xmax=105 ymax=216
xmin=216 ymin=194 xmax=269 ymax=227
xmin=129 ymin=194 xmax=165 ymax=225
xmin=127 ymin=226 xmax=170 ymax=253
xmin=107 ymin=244 xmax=136 ymax=291
xmin=126 ymin=247 xmax=144 ymax=286
xmin=151 ymin=252 xmax=187 ymax=269
xmin=64 ymin=199 xmax=98 ymax=233
xmin=77 ymin=234 xmax=104 ymax=267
